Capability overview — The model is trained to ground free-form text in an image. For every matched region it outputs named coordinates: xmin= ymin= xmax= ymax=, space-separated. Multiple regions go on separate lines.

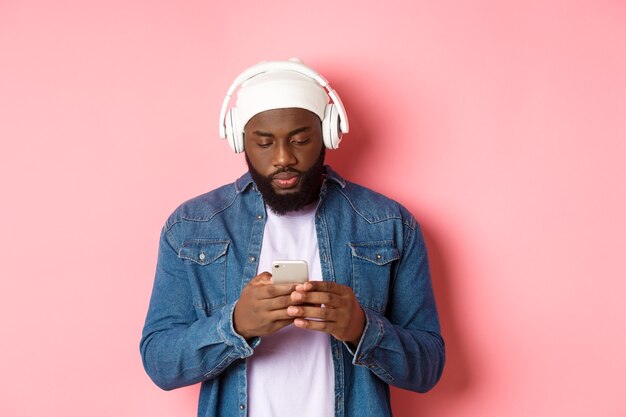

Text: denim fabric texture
xmin=140 ymin=166 xmax=445 ymax=417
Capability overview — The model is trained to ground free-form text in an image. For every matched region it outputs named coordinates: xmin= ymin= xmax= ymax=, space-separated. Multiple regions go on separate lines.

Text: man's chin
xmin=245 ymin=148 xmax=326 ymax=215
xmin=271 ymin=185 xmax=302 ymax=195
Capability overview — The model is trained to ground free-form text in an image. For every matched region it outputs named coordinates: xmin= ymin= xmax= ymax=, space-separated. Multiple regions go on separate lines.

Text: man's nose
xmin=272 ymin=142 xmax=297 ymax=167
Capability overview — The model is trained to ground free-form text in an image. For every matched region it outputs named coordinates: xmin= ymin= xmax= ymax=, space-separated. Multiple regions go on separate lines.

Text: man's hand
xmin=233 ymin=272 xmax=297 ymax=340
xmin=287 ymin=281 xmax=366 ymax=346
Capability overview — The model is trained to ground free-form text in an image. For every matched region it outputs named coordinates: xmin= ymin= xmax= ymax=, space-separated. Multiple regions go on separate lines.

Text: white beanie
xmin=235 ymin=66 xmax=329 ymax=129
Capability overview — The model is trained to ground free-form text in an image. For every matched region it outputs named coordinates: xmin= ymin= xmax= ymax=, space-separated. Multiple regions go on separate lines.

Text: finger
xmin=294 ymin=281 xmax=314 ymax=292
xmin=249 ymin=272 xmax=273 ymax=286
xmin=250 ymin=307 xmax=295 ymax=325
xmin=255 ymin=318 xmax=295 ymax=337
xmin=295 ymin=281 xmax=346 ymax=294
xmin=272 ymin=318 xmax=296 ymax=330
xmin=257 ymin=283 xmax=298 ymax=299
xmin=292 ymin=317 xmax=335 ymax=333
xmin=263 ymin=294 xmax=298 ymax=311
xmin=287 ymin=305 xmax=335 ymax=321
xmin=291 ymin=290 xmax=343 ymax=307
xmin=267 ymin=309 xmax=297 ymax=322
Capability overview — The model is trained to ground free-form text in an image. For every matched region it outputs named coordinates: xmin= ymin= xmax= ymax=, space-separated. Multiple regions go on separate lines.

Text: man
xmin=140 ymin=59 xmax=445 ymax=417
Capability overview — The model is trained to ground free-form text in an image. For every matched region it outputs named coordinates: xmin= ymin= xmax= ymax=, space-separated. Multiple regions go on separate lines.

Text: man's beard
xmin=246 ymin=148 xmax=326 ymax=216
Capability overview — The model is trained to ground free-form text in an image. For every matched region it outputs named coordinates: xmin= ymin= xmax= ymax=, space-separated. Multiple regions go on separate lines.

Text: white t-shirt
xmin=247 ymin=203 xmax=334 ymax=417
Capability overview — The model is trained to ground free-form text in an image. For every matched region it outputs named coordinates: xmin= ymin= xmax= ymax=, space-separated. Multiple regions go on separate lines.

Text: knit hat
xmin=235 ymin=61 xmax=329 ymax=129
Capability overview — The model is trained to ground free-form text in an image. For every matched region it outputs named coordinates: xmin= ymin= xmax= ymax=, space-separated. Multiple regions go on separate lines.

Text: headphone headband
xmin=218 ymin=61 xmax=349 ymax=141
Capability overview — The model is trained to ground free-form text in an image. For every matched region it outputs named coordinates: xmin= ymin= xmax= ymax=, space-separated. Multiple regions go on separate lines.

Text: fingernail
xmin=287 ymin=306 xmax=298 ymax=315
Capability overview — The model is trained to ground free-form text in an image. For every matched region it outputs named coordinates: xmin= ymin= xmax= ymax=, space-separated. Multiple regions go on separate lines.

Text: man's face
xmin=244 ymin=108 xmax=325 ymax=215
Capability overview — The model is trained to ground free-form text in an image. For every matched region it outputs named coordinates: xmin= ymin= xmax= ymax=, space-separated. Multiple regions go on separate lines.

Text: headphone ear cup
xmin=322 ymin=104 xmax=342 ymax=149
xmin=225 ymin=108 xmax=245 ymax=153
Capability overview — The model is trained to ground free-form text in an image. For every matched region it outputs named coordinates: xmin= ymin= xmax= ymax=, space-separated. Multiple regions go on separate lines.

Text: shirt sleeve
xmin=344 ymin=222 xmax=445 ymax=392
xmin=139 ymin=226 xmax=259 ymax=391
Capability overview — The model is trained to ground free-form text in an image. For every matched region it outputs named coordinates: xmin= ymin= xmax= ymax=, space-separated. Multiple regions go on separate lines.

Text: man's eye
xmin=257 ymin=142 xmax=272 ymax=148
xmin=291 ymin=138 xmax=310 ymax=145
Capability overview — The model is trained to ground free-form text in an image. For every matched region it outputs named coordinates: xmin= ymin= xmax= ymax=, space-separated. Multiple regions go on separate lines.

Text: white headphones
xmin=218 ymin=60 xmax=350 ymax=153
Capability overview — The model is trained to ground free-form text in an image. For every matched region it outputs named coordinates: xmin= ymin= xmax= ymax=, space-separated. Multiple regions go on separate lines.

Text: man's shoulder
xmin=165 ymin=172 xmax=253 ymax=226
xmin=328 ymin=175 xmax=416 ymax=229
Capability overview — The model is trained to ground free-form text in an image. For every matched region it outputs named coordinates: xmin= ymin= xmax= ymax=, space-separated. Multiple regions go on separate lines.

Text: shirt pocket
xmin=349 ymin=240 xmax=399 ymax=313
xmin=179 ymin=239 xmax=230 ymax=315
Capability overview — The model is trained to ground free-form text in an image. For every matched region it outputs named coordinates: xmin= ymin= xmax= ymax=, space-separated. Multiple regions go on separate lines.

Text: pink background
xmin=1 ymin=0 xmax=625 ymax=416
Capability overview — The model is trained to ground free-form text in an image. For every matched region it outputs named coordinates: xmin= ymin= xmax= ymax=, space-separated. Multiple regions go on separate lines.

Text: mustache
xmin=269 ymin=167 xmax=304 ymax=178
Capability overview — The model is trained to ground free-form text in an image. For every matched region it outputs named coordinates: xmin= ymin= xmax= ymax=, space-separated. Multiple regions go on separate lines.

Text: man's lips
xmin=272 ymin=172 xmax=301 ymax=189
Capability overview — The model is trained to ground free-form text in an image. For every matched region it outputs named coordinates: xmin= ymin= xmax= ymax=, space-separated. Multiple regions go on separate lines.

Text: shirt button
xmin=199 ymin=253 xmax=206 ymax=261
xmin=249 ymin=256 xmax=256 ymax=263
xmin=376 ymin=254 xmax=382 ymax=260
xmin=257 ymin=214 xmax=263 ymax=220
xmin=239 ymin=404 xmax=246 ymax=410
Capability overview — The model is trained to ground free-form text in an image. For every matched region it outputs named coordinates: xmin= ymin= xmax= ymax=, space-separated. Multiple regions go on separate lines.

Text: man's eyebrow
xmin=252 ymin=126 xmax=312 ymax=138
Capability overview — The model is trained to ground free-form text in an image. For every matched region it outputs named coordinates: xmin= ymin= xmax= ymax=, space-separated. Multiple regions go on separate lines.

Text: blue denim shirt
xmin=140 ymin=166 xmax=445 ymax=417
